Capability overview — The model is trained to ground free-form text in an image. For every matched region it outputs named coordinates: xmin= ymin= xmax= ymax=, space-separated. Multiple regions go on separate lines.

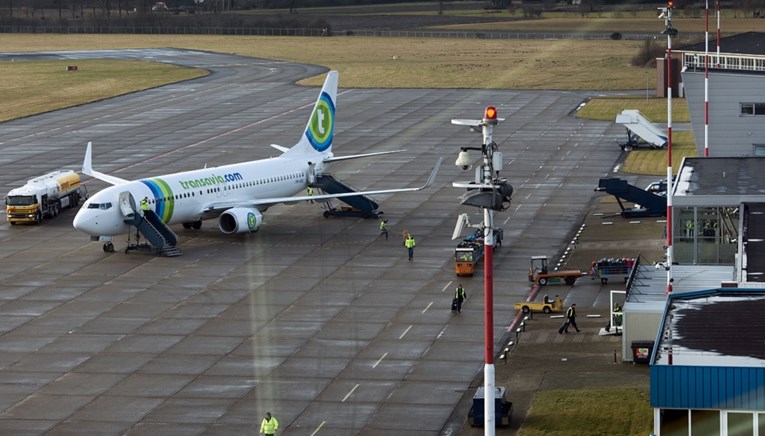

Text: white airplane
xmin=73 ymin=71 xmax=442 ymax=252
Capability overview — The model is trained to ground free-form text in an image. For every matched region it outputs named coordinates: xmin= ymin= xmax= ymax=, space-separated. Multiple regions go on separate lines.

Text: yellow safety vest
xmin=260 ymin=416 xmax=279 ymax=434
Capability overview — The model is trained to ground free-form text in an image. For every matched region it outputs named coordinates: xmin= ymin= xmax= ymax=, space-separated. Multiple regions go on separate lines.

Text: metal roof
xmin=673 ymin=157 xmax=765 ymax=207
xmin=653 ymin=288 xmax=765 ymax=366
xmin=626 ymin=264 xmax=734 ymax=305
xmin=680 ymin=31 xmax=765 ymax=56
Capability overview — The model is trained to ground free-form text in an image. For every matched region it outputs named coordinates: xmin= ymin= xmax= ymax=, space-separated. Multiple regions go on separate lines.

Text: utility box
xmin=468 ymin=386 xmax=512 ymax=427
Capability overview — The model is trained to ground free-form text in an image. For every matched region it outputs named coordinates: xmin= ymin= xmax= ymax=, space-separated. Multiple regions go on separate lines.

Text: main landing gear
xmin=103 ymin=242 xmax=115 ymax=253
xmin=182 ymin=221 xmax=202 ymax=230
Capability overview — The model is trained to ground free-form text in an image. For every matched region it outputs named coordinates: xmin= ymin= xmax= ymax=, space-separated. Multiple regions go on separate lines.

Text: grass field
xmin=0 ymin=59 xmax=206 ymax=122
xmin=1 ymin=34 xmax=650 ymax=90
xmin=518 ymin=387 xmax=652 ymax=436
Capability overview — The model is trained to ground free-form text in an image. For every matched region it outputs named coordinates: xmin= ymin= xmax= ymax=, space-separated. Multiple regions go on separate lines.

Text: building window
xmin=754 ymin=145 xmax=765 ymax=157
xmin=740 ymin=103 xmax=765 ymax=116
xmin=728 ymin=412 xmax=753 ymax=435
xmin=692 ymin=410 xmax=720 ymax=435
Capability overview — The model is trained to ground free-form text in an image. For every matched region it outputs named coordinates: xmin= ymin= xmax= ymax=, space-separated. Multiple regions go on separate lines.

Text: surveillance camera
xmin=455 ymin=151 xmax=473 ymax=170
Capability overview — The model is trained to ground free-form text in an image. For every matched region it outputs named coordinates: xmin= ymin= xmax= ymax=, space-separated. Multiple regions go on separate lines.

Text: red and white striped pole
xmin=663 ymin=1 xmax=676 ymax=294
xmin=480 ymin=108 xmax=498 ymax=433
xmin=705 ymin=0 xmax=710 ymax=157
xmin=716 ymin=0 xmax=721 ymax=67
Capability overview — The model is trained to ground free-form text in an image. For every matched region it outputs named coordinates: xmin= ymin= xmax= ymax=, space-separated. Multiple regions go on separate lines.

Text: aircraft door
xmin=307 ymin=162 xmax=317 ymax=185
xmin=118 ymin=191 xmax=137 ymax=217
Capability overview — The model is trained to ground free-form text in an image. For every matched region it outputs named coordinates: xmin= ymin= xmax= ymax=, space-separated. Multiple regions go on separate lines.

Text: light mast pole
xmin=452 ymin=106 xmax=512 ymax=434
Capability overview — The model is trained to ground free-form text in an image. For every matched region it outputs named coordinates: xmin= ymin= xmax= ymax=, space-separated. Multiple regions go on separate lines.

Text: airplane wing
xmin=257 ymin=157 xmax=442 ymax=205
xmin=199 ymin=157 xmax=442 ymax=214
xmin=323 ymin=149 xmax=404 ymax=163
xmin=82 ymin=142 xmax=130 ymax=186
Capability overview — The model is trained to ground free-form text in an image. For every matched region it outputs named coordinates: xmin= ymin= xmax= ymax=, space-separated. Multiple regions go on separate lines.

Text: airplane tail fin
xmin=283 ymin=71 xmax=338 ymax=158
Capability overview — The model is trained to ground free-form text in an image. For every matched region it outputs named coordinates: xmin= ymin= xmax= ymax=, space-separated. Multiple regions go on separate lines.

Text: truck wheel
xmin=543 ymin=306 xmax=552 ymax=314
xmin=521 ymin=306 xmax=530 ymax=314
xmin=323 ymin=211 xmax=330 ymax=218
xmin=601 ymin=278 xmax=608 ymax=285
xmin=565 ymin=276 xmax=576 ymax=286
xmin=539 ymin=278 xmax=548 ymax=286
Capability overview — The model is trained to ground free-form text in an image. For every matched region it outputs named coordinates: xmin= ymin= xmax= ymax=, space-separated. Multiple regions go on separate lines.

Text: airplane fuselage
xmin=73 ymin=156 xmax=322 ymax=237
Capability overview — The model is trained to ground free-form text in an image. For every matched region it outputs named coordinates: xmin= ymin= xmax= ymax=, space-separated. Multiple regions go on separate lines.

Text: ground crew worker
xmin=260 ymin=411 xmax=279 ymax=436
xmin=455 ymin=284 xmax=467 ymax=313
xmin=404 ymin=233 xmax=416 ymax=260
xmin=379 ymin=219 xmax=389 ymax=240
xmin=564 ymin=303 xmax=580 ymax=333
xmin=306 ymin=186 xmax=314 ymax=203
xmin=140 ymin=196 xmax=149 ymax=212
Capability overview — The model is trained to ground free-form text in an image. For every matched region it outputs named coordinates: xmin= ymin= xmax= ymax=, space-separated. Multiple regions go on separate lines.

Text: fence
xmin=0 ymin=25 xmax=671 ymax=41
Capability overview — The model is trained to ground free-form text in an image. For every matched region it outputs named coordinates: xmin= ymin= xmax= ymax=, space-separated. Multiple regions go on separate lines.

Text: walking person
xmin=379 ymin=218 xmax=389 ymax=240
xmin=564 ymin=303 xmax=580 ymax=333
xmin=404 ymin=232 xmax=416 ymax=261
xmin=454 ymin=284 xmax=467 ymax=313
xmin=306 ymin=186 xmax=314 ymax=203
xmin=260 ymin=411 xmax=279 ymax=436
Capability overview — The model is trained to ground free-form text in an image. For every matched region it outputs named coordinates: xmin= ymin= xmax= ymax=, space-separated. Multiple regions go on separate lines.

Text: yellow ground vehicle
xmin=455 ymin=244 xmax=482 ymax=276
xmin=528 ymin=255 xmax=584 ymax=286
xmin=514 ymin=295 xmax=564 ymax=314
xmin=454 ymin=228 xmax=502 ymax=276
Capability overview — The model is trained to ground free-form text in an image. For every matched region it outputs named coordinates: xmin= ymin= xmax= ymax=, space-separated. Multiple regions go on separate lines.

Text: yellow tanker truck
xmin=5 ymin=170 xmax=87 ymax=224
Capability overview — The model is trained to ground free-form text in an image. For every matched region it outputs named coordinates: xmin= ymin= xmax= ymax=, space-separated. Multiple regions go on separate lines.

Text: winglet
xmin=81 ymin=142 xmax=130 ymax=186
xmin=420 ymin=157 xmax=443 ymax=189
xmin=83 ymin=141 xmax=94 ymax=176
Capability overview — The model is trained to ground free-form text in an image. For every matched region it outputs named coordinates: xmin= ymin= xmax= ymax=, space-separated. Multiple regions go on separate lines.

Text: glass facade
xmin=674 ymin=207 xmax=739 ymax=264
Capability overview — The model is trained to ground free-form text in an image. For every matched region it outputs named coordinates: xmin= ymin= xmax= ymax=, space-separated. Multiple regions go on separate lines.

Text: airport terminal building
xmin=616 ymin=32 xmax=765 ymax=434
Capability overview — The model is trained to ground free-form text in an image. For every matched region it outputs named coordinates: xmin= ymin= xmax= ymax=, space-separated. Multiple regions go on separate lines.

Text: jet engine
xmin=219 ymin=207 xmax=263 ymax=234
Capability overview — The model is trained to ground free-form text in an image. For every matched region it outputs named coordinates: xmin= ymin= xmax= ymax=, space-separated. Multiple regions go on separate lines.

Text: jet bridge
xmin=596 ymin=178 xmax=667 ymax=218
xmin=615 ymin=109 xmax=668 ymax=150
xmin=311 ymin=174 xmax=380 ymax=218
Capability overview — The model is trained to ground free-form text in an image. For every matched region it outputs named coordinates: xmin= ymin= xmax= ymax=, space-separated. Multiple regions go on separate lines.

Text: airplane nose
xmin=73 ymin=209 xmax=96 ymax=235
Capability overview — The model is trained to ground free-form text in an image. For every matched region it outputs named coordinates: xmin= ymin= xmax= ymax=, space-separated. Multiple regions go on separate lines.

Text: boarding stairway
xmin=311 ymin=174 xmax=380 ymax=218
xmin=596 ymin=178 xmax=667 ymax=218
xmin=118 ymin=192 xmax=181 ymax=256
xmin=615 ymin=109 xmax=668 ymax=150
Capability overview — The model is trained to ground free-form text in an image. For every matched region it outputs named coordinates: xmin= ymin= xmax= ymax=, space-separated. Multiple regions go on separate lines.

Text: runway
xmin=0 ymin=49 xmax=625 ymax=434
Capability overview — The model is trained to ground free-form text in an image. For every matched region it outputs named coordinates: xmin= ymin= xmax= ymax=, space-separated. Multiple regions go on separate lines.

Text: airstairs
xmin=615 ymin=109 xmax=668 ymax=150
xmin=596 ymin=178 xmax=667 ymax=218
xmin=119 ymin=192 xmax=182 ymax=256
xmin=311 ymin=174 xmax=380 ymax=218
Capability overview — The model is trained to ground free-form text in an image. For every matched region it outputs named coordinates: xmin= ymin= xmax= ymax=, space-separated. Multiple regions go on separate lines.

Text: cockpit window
xmin=87 ymin=202 xmax=113 ymax=210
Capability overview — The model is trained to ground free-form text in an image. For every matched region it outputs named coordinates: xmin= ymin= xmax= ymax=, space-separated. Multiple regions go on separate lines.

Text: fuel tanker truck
xmin=5 ymin=170 xmax=87 ymax=224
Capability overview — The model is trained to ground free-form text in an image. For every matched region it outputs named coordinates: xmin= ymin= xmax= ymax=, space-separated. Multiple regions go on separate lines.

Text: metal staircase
xmin=311 ymin=174 xmax=380 ymax=217
xmin=119 ymin=192 xmax=181 ymax=256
